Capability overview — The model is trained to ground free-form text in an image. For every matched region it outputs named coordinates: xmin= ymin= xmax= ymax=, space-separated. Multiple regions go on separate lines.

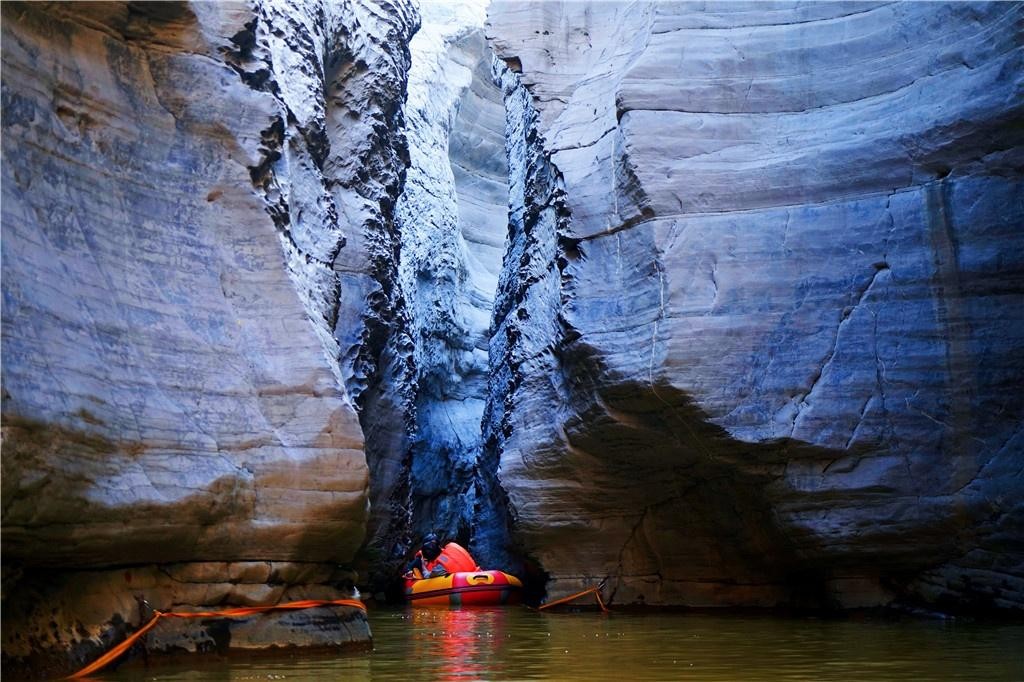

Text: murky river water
xmin=99 ymin=606 xmax=1023 ymax=681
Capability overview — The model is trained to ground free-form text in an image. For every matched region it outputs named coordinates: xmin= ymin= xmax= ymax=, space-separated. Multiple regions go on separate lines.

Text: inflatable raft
xmin=404 ymin=570 xmax=523 ymax=606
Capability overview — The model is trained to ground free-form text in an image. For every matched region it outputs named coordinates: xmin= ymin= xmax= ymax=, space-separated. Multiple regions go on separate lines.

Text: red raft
xmin=404 ymin=570 xmax=523 ymax=606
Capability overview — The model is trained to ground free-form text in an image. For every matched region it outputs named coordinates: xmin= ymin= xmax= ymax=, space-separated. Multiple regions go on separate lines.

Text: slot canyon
xmin=2 ymin=0 xmax=1022 ymax=677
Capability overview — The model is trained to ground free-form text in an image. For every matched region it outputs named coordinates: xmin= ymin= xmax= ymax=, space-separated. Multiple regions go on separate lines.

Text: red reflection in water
xmin=410 ymin=607 xmax=507 ymax=681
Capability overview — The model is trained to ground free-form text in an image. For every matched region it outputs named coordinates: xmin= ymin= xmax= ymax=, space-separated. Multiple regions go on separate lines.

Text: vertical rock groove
xmin=477 ymin=56 xmax=575 ymax=579
xmin=389 ymin=3 xmax=515 ymax=569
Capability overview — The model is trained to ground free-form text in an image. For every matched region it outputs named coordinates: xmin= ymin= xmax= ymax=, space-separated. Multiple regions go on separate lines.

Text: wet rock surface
xmin=484 ymin=1 xmax=1024 ymax=609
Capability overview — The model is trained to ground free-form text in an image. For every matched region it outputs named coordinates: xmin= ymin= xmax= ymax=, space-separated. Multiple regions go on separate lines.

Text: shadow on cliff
xmin=2 ymin=413 xmax=367 ymax=570
xmin=515 ymin=330 xmax=988 ymax=610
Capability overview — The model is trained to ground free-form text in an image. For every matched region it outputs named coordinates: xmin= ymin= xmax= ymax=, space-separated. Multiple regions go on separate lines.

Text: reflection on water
xmin=99 ymin=606 xmax=1024 ymax=681
xmin=404 ymin=608 xmax=513 ymax=681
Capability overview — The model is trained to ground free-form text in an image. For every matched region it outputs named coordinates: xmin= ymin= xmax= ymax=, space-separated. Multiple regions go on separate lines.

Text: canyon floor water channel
xmin=93 ymin=607 xmax=1023 ymax=682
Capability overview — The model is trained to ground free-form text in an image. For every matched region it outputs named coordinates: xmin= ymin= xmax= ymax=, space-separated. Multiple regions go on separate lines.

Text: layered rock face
xmin=395 ymin=3 xmax=511 ymax=556
xmin=2 ymin=0 xmax=415 ymax=672
xmin=485 ymin=1 xmax=1024 ymax=609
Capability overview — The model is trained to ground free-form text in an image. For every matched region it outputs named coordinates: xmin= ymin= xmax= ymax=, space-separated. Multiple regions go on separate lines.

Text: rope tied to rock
xmin=67 ymin=598 xmax=367 ymax=679
xmin=536 ymin=582 xmax=610 ymax=613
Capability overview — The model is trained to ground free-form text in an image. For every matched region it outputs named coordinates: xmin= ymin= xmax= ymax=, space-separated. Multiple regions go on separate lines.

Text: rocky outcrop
xmin=1 ymin=0 xmax=414 ymax=672
xmin=394 ymin=3 xmax=511 ymax=558
xmin=485 ymin=1 xmax=1024 ymax=609
xmin=2 ymin=562 xmax=367 ymax=679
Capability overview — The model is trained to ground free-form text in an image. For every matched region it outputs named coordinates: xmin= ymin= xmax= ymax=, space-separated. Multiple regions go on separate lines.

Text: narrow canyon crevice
xmin=391 ymin=5 xmax=514 ymax=571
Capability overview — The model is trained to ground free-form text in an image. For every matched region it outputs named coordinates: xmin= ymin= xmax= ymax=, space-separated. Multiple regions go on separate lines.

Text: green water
xmin=98 ymin=607 xmax=1023 ymax=681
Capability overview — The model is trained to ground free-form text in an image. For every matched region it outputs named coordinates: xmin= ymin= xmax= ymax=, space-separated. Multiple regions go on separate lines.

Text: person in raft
xmin=404 ymin=533 xmax=480 ymax=579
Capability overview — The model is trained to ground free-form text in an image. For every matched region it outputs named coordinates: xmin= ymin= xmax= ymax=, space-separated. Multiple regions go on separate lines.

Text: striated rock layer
xmin=485 ymin=1 xmax=1024 ymax=609
xmin=1 ymin=0 xmax=415 ymax=673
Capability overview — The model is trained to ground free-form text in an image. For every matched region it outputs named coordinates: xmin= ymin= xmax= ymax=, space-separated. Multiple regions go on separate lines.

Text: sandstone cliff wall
xmin=3 ymin=9 xmax=1022 ymax=676
xmin=485 ymin=1 xmax=1024 ymax=609
xmin=1 ymin=0 xmax=416 ymax=672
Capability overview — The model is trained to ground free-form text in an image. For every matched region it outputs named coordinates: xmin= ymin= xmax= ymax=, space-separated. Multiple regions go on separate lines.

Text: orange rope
xmin=537 ymin=586 xmax=610 ymax=613
xmin=67 ymin=613 xmax=163 ymax=679
xmin=67 ymin=598 xmax=367 ymax=679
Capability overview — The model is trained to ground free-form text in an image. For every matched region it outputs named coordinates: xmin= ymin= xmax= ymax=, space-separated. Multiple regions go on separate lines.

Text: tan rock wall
xmin=5 ymin=0 xmax=350 ymax=568
xmin=2 ymin=0 xmax=416 ymax=672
